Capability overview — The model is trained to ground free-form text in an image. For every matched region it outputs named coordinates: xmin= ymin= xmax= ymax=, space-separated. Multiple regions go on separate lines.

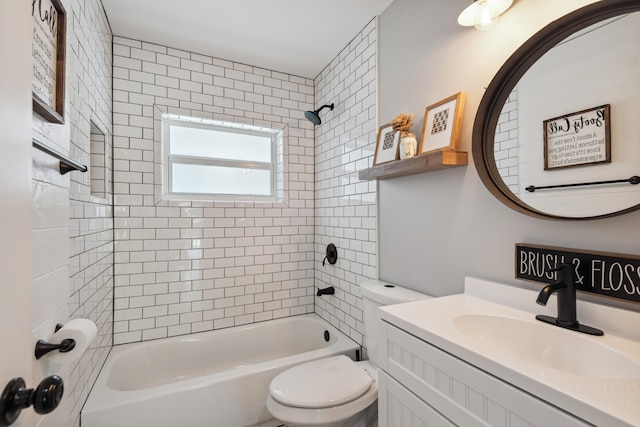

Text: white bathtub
xmin=81 ymin=314 xmax=359 ymax=427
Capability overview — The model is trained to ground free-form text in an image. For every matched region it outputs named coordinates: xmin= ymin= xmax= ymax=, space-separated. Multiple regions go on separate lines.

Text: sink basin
xmin=454 ymin=314 xmax=640 ymax=379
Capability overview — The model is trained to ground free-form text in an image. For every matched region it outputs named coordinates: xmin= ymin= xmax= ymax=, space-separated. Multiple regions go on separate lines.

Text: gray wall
xmin=377 ymin=0 xmax=640 ymax=305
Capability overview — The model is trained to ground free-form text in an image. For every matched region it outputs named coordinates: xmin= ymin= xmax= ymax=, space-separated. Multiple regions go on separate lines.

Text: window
xmin=163 ymin=117 xmax=280 ymax=201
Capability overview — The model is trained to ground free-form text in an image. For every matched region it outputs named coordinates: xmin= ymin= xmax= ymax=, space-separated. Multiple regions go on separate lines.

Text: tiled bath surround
xmin=313 ymin=19 xmax=378 ymax=347
xmin=31 ymin=0 xmax=113 ymax=425
xmin=112 ymin=38 xmax=317 ymax=344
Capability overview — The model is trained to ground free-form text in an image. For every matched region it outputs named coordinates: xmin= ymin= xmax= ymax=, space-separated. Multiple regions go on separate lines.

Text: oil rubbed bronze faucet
xmin=535 ymin=263 xmax=603 ymax=336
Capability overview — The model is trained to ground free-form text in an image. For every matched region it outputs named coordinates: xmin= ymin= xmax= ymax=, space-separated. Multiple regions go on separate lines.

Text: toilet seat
xmin=269 ymin=355 xmax=373 ymax=409
xmin=266 ymin=360 xmax=379 ymax=427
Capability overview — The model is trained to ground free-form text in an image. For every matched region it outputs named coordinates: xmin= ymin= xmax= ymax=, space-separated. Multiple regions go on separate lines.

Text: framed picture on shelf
xmin=373 ymin=123 xmax=401 ymax=166
xmin=419 ymin=92 xmax=465 ymax=155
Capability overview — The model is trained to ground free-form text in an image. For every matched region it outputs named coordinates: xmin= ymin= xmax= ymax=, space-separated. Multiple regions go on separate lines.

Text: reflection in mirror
xmin=495 ymin=13 xmax=640 ymax=217
xmin=493 ymin=12 xmax=640 ymax=218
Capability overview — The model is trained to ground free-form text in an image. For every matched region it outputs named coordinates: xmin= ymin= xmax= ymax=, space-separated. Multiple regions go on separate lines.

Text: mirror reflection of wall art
xmin=419 ymin=92 xmax=465 ymax=154
xmin=543 ymin=104 xmax=611 ymax=170
xmin=373 ymin=123 xmax=401 ymax=165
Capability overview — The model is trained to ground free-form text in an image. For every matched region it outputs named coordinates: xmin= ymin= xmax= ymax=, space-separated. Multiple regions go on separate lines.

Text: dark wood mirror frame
xmin=472 ymin=0 xmax=640 ymax=221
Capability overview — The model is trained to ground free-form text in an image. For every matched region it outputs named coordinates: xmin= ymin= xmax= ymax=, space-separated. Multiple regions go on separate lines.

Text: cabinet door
xmin=379 ymin=371 xmax=456 ymax=427
xmin=383 ymin=323 xmax=589 ymax=427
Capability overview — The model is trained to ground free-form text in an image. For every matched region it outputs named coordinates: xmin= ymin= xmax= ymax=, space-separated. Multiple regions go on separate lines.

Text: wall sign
xmin=543 ymin=105 xmax=610 ymax=170
xmin=515 ymin=243 xmax=640 ymax=304
xmin=32 ymin=0 xmax=66 ymax=124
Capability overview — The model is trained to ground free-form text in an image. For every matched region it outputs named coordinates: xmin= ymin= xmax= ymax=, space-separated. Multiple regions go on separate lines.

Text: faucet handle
xmin=549 ymin=263 xmax=563 ymax=272
xmin=550 ymin=262 xmax=573 ymax=272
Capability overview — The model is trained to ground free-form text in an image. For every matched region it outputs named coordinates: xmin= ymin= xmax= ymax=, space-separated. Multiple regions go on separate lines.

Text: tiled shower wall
xmin=314 ymin=19 xmax=378 ymax=347
xmin=495 ymin=88 xmax=519 ymax=195
xmin=31 ymin=0 xmax=113 ymax=426
xmin=112 ymin=38 xmax=316 ymax=344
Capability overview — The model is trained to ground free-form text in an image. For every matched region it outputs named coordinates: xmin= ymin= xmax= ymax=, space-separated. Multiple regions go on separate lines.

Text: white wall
xmin=31 ymin=0 xmax=113 ymax=426
xmin=313 ymin=19 xmax=378 ymax=346
xmin=377 ymin=0 xmax=640 ymax=307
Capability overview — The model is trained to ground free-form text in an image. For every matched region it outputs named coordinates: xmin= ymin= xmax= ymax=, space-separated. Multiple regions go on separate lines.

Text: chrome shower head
xmin=304 ymin=103 xmax=334 ymax=125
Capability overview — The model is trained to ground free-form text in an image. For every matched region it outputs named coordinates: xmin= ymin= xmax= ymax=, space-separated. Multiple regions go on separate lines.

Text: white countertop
xmin=379 ymin=277 xmax=640 ymax=427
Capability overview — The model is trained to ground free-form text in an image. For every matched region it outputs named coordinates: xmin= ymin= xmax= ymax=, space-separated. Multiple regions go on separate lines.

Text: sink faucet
xmin=535 ymin=263 xmax=603 ymax=336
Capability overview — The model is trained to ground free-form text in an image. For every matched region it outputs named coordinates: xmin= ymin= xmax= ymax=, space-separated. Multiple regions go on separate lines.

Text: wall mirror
xmin=472 ymin=0 xmax=640 ymax=220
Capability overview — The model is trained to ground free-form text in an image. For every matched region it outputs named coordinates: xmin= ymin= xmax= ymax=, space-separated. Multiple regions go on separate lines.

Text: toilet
xmin=266 ymin=280 xmax=431 ymax=427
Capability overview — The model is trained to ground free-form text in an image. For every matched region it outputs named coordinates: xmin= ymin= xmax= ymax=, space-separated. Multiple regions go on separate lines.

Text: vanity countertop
xmin=379 ymin=277 xmax=640 ymax=427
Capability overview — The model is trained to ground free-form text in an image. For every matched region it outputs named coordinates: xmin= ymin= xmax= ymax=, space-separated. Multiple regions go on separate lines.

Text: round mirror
xmin=473 ymin=0 xmax=640 ymax=220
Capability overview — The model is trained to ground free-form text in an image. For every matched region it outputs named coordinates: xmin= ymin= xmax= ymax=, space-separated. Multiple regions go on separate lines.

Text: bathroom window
xmin=163 ymin=117 xmax=281 ymax=201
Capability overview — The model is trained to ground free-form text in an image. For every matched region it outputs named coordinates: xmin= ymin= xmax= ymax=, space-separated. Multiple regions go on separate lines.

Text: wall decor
xmin=543 ymin=104 xmax=610 ymax=170
xmin=419 ymin=92 xmax=465 ymax=155
xmin=32 ymin=0 xmax=66 ymax=124
xmin=472 ymin=1 xmax=640 ymax=220
xmin=515 ymin=243 xmax=640 ymax=304
xmin=373 ymin=122 xmax=401 ymax=165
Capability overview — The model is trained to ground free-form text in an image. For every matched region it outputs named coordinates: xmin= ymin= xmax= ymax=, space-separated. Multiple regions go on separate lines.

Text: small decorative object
xmin=390 ymin=113 xmax=414 ymax=136
xmin=543 ymin=104 xmax=610 ymax=170
xmin=399 ymin=133 xmax=418 ymax=159
xmin=419 ymin=92 xmax=465 ymax=155
xmin=32 ymin=0 xmax=67 ymax=124
xmin=390 ymin=113 xmax=416 ymax=160
xmin=373 ymin=122 xmax=401 ymax=166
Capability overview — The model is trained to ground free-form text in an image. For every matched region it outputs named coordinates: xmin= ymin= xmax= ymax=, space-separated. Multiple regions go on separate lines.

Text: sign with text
xmin=543 ymin=105 xmax=610 ymax=170
xmin=515 ymin=243 xmax=640 ymax=304
xmin=32 ymin=0 xmax=66 ymax=124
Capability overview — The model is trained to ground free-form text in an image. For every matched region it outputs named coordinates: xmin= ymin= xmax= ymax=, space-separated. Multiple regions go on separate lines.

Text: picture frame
xmin=32 ymin=0 xmax=67 ymax=124
xmin=373 ymin=123 xmax=401 ymax=166
xmin=419 ymin=92 xmax=465 ymax=155
xmin=543 ymin=104 xmax=610 ymax=170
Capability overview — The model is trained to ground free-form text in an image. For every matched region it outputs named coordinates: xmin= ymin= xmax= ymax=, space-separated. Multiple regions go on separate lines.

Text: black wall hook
xmin=322 ymin=244 xmax=338 ymax=266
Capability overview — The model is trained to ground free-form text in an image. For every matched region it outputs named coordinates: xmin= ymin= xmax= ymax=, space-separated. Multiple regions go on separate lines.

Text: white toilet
xmin=266 ymin=280 xmax=431 ymax=427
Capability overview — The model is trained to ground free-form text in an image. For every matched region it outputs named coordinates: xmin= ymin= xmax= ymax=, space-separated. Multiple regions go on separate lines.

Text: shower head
xmin=304 ymin=103 xmax=334 ymax=125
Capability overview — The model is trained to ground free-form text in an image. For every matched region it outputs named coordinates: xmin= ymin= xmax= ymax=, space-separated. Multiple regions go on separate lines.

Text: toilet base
xmin=267 ymin=396 xmax=377 ymax=427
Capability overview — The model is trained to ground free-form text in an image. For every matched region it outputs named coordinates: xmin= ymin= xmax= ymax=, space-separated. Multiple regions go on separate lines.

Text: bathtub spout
xmin=317 ymin=286 xmax=335 ymax=297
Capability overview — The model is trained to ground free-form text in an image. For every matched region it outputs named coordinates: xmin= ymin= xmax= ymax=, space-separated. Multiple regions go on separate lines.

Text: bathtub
xmin=81 ymin=314 xmax=359 ymax=427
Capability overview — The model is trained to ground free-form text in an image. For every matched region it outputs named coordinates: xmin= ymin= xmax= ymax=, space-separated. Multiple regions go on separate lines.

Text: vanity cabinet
xmin=378 ymin=322 xmax=589 ymax=427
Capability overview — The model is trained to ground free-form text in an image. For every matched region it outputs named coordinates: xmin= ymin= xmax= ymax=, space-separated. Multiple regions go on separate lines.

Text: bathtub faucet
xmin=317 ymin=286 xmax=335 ymax=297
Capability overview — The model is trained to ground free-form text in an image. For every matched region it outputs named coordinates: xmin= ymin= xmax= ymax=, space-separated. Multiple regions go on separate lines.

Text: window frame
xmin=162 ymin=117 xmax=277 ymax=201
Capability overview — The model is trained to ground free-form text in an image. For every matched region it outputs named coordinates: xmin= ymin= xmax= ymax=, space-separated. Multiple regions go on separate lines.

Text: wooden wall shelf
xmin=358 ymin=150 xmax=468 ymax=181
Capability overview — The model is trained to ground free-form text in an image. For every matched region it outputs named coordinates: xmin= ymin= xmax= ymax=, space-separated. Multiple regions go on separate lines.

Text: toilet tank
xmin=360 ymin=280 xmax=431 ymax=366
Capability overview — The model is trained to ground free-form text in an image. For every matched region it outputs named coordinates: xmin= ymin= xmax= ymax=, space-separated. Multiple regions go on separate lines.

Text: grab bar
xmin=32 ymin=139 xmax=88 ymax=175
xmin=525 ymin=175 xmax=640 ymax=193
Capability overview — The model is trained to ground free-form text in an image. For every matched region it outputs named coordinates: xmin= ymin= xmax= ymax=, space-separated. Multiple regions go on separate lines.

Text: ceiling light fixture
xmin=457 ymin=0 xmax=513 ymax=31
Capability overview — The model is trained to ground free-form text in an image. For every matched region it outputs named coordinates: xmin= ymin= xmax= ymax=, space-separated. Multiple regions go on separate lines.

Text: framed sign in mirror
xmin=32 ymin=0 xmax=66 ymax=124
xmin=543 ymin=105 xmax=611 ymax=170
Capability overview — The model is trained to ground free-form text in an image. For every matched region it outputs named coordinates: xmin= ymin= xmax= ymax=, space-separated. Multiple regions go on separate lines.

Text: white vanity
xmin=377 ymin=277 xmax=640 ymax=427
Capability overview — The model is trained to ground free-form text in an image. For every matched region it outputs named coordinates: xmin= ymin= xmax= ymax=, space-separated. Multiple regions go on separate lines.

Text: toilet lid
xmin=269 ymin=355 xmax=373 ymax=409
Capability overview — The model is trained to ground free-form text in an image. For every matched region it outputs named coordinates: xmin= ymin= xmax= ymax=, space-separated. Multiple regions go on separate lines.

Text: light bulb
xmin=474 ymin=0 xmax=499 ymax=31
xmin=457 ymin=0 xmax=513 ymax=31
